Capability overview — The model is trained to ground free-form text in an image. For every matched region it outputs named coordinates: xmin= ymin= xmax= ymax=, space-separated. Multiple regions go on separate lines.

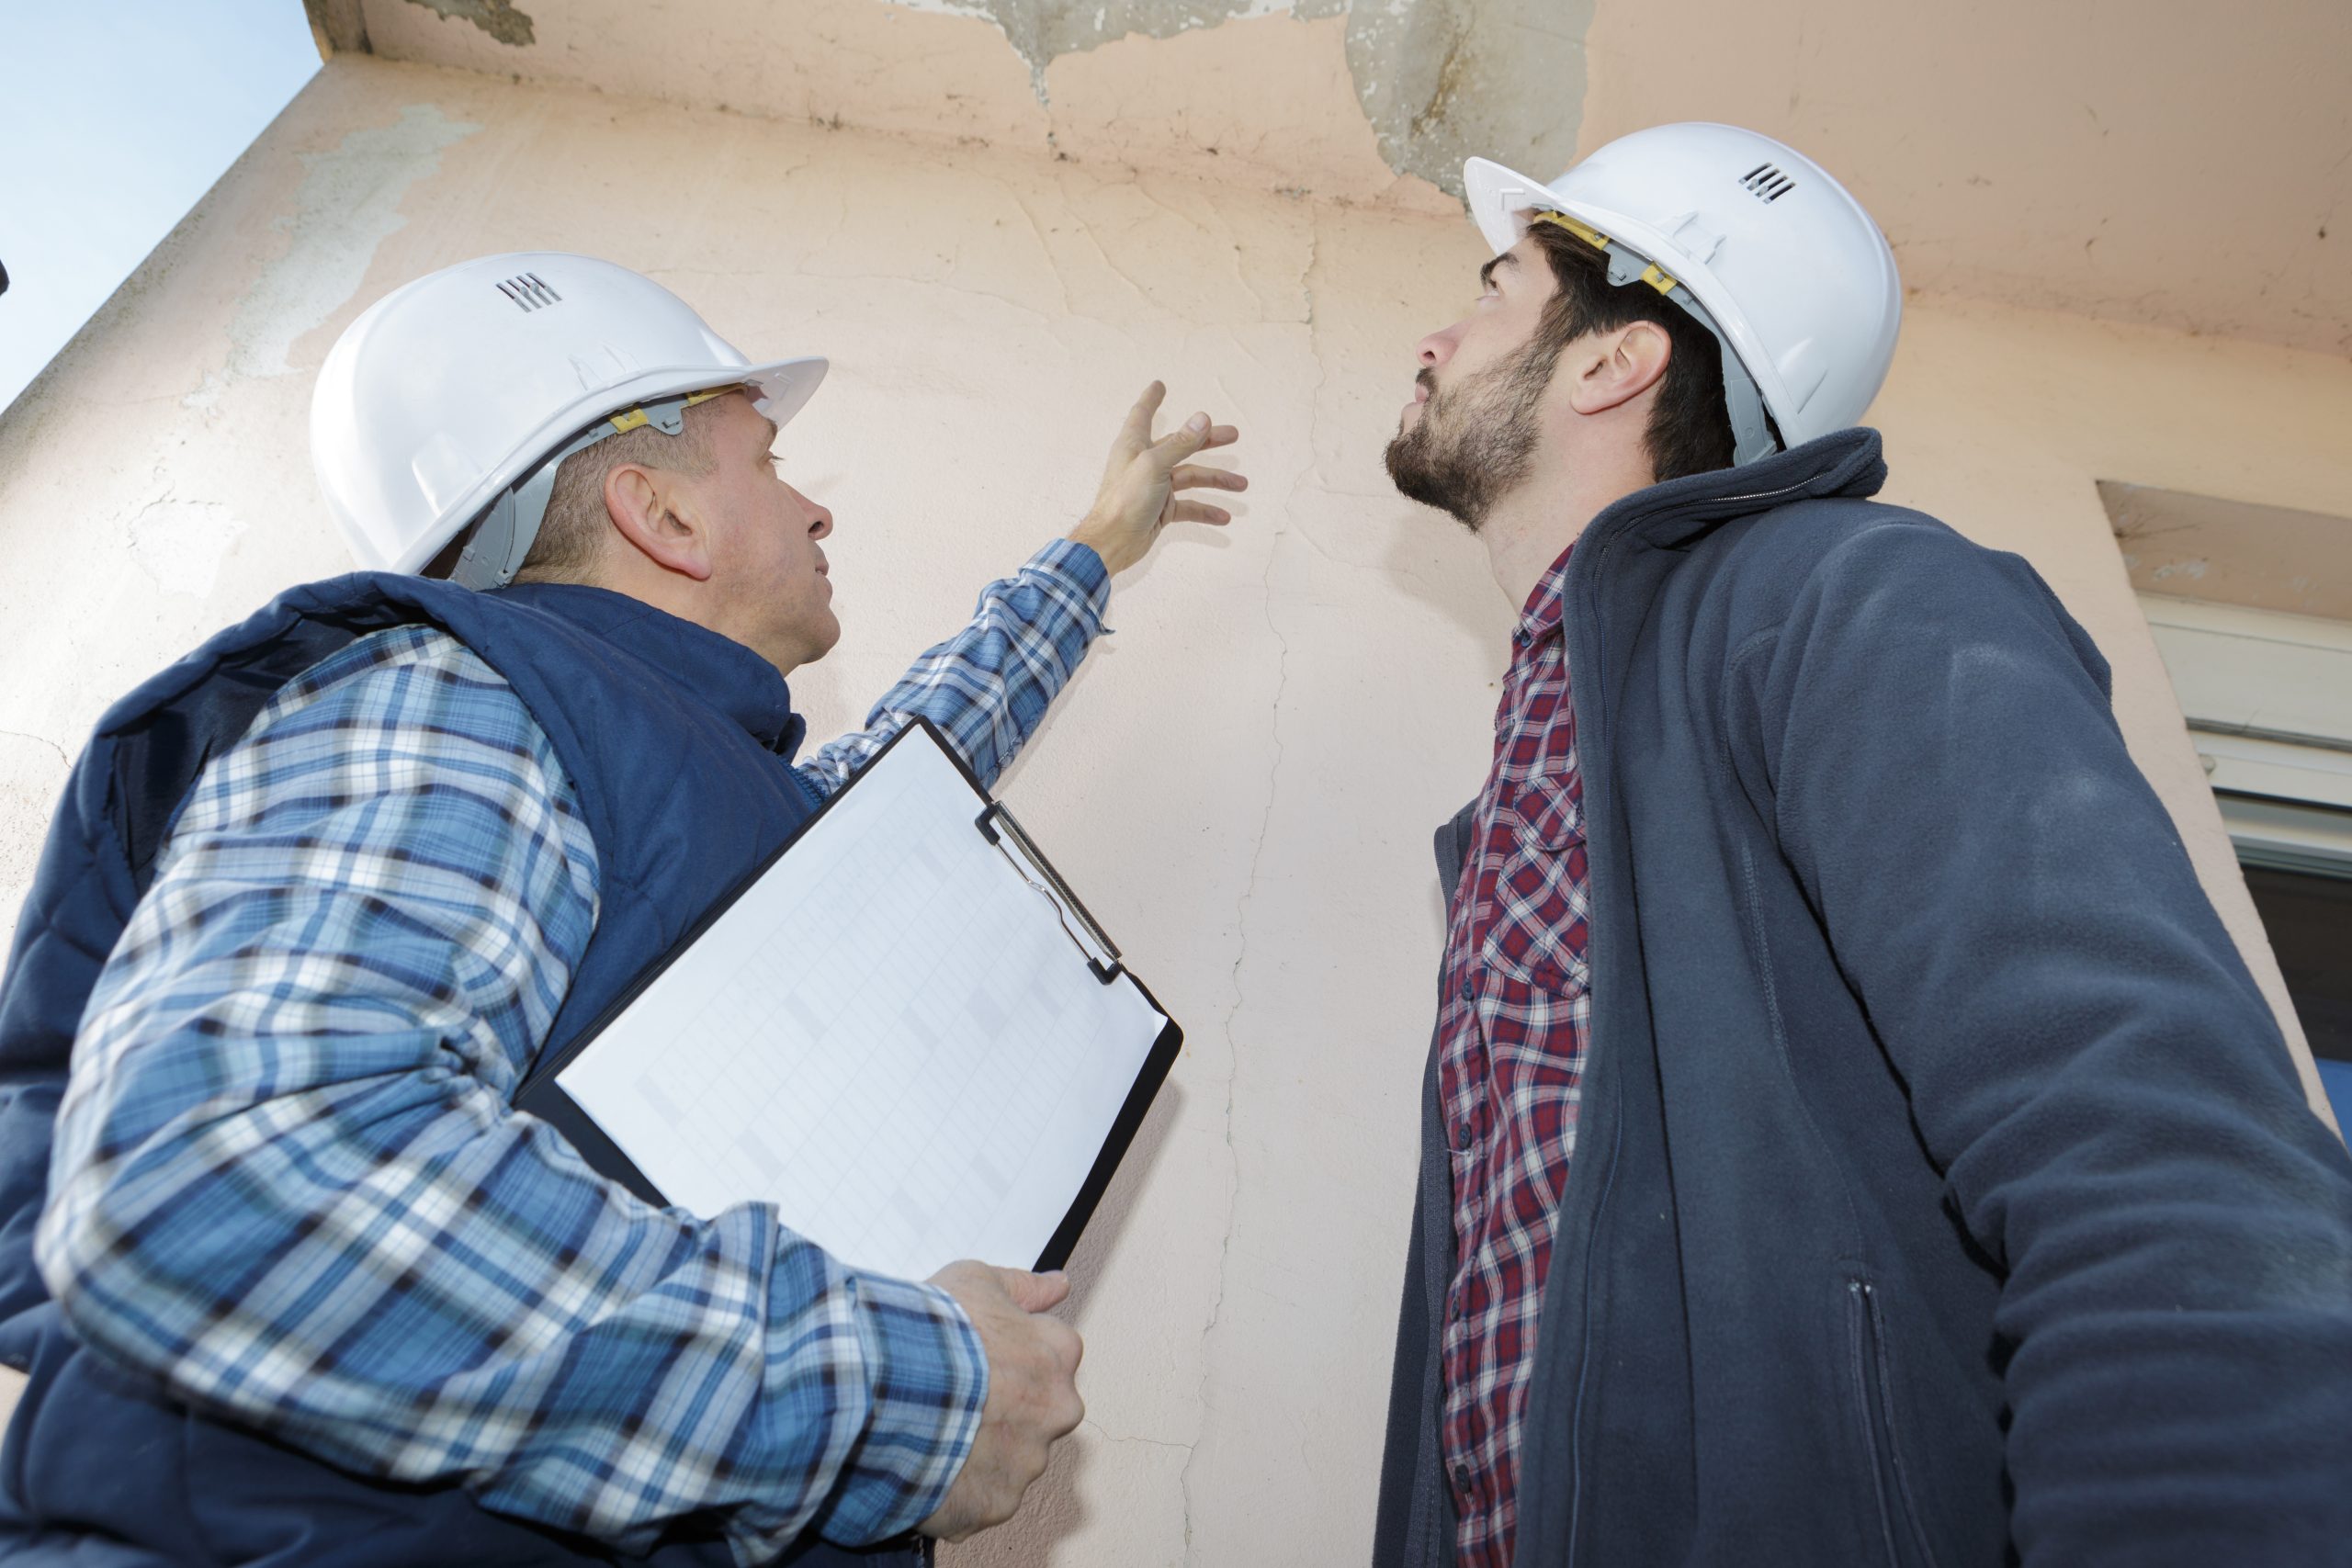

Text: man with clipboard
xmin=0 ymin=254 xmax=1241 ymax=1565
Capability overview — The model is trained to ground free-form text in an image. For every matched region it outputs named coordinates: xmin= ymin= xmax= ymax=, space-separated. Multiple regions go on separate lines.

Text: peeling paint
xmin=893 ymin=0 xmax=1328 ymax=100
xmin=225 ymin=104 xmax=480 ymax=379
xmin=401 ymin=0 xmax=535 ymax=47
xmin=1344 ymin=0 xmax=1589 ymax=197
xmin=863 ymin=0 xmax=1581 ymax=192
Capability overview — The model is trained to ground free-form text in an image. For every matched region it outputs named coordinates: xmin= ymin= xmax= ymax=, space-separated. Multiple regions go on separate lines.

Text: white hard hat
xmin=1464 ymin=122 xmax=1900 ymax=465
xmin=312 ymin=252 xmax=827 ymax=585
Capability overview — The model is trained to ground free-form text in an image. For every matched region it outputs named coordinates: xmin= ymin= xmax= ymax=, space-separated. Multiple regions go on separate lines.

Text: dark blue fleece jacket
xmin=1374 ymin=429 xmax=2352 ymax=1568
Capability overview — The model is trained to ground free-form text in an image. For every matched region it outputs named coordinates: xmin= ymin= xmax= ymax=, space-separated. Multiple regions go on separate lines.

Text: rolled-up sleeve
xmin=797 ymin=539 xmax=1112 ymax=797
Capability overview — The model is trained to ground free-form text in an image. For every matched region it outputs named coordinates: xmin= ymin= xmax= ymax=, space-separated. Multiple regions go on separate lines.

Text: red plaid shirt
xmin=1437 ymin=542 xmax=1592 ymax=1567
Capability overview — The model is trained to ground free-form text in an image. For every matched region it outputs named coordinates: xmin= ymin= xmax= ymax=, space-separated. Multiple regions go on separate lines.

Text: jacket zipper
xmin=1846 ymin=1278 xmax=1939 ymax=1568
xmin=1555 ymin=461 xmax=1846 ymax=1565
xmin=1560 ymin=529 xmax=1632 ymax=1567
xmin=1847 ymin=1280 xmax=1904 ymax=1565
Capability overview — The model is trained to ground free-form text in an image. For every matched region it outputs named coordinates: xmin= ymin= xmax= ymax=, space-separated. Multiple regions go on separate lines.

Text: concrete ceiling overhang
xmin=315 ymin=0 xmax=2350 ymax=355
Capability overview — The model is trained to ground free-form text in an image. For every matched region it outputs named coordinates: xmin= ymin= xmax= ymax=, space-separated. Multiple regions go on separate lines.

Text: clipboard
xmin=514 ymin=718 xmax=1182 ymax=1280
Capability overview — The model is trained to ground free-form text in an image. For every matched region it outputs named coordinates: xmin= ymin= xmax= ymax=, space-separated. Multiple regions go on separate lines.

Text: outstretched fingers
xmin=1115 ymin=381 xmax=1169 ymax=459
xmin=1170 ymin=464 xmax=1249 ymax=494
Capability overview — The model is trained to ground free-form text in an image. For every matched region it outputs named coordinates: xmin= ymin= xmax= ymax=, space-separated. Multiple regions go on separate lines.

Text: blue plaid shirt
xmin=35 ymin=542 xmax=1111 ymax=1562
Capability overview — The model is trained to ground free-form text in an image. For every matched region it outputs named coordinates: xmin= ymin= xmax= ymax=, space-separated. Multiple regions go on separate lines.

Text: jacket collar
xmin=1518 ymin=428 xmax=1886 ymax=647
xmin=490 ymin=581 xmax=807 ymax=758
xmin=1579 ymin=426 xmax=1887 ymax=560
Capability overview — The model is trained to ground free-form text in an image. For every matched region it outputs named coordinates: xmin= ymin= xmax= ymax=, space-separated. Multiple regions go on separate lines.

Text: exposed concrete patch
xmin=126 ymin=491 xmax=249 ymax=598
xmin=401 ymin=0 xmax=533 ymax=46
xmin=1345 ymin=0 xmax=1591 ymax=197
xmin=224 ymin=103 xmax=479 ymax=379
xmin=880 ymin=0 xmax=1587 ymax=190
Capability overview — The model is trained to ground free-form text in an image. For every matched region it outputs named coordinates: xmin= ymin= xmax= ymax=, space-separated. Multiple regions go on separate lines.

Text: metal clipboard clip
xmin=975 ymin=801 xmax=1125 ymax=985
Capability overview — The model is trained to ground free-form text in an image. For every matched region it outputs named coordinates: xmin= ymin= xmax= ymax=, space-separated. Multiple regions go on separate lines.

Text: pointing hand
xmin=1068 ymin=380 xmax=1247 ymax=575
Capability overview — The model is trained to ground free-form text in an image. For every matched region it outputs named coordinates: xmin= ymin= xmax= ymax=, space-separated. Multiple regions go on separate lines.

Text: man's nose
xmin=805 ymin=499 xmax=834 ymax=540
xmin=1416 ymin=321 xmax=1464 ymax=369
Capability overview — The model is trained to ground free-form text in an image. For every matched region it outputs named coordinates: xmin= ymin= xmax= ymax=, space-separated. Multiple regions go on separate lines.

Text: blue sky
xmin=0 ymin=1 xmax=321 ymax=414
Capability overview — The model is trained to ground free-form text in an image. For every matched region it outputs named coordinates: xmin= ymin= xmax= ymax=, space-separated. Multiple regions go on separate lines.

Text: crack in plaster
xmin=124 ymin=488 xmax=248 ymax=599
xmin=225 ymin=104 xmax=481 ymax=381
xmin=0 ymin=731 xmax=69 ymax=771
xmin=1174 ymin=209 xmax=1318 ymax=1566
xmin=987 ymin=178 xmax=1078 ymax=315
xmin=1131 ymin=181 xmax=1283 ymax=324
xmin=1053 ymin=187 xmax=1156 ymax=310
xmin=1081 ymin=1417 xmax=1193 ymax=1455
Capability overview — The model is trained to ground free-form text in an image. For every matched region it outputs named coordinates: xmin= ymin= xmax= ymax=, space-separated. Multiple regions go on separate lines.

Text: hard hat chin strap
xmin=449 ymin=390 xmax=710 ymax=590
xmin=1532 ymin=211 xmax=1780 ymax=468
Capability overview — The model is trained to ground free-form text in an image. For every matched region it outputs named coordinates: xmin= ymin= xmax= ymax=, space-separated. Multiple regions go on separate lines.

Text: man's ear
xmin=605 ymin=462 xmax=714 ymax=581
xmin=1565 ymin=320 xmax=1673 ymax=418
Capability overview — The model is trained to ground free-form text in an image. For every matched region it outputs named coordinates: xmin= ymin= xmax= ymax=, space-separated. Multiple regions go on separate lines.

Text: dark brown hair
xmin=1520 ymin=216 xmax=1736 ymax=483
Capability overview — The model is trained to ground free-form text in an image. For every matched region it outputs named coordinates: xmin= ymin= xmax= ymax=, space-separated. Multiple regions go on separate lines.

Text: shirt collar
xmin=1513 ymin=538 xmax=1577 ymax=650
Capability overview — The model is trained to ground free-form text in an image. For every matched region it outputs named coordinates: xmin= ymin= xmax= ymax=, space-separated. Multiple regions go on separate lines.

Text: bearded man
xmin=1370 ymin=124 xmax=2352 ymax=1568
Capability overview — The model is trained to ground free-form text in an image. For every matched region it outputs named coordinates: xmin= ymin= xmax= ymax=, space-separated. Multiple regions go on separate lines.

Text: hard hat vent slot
xmin=494 ymin=274 xmax=564 ymax=311
xmin=1739 ymin=163 xmax=1797 ymax=203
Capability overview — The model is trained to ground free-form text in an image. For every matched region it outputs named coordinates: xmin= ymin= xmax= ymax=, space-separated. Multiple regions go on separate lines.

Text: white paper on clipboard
xmin=554 ymin=724 xmax=1170 ymax=1282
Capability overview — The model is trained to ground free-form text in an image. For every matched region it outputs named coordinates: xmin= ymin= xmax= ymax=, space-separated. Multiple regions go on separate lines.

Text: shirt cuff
xmin=1031 ymin=538 xmax=1114 ymax=632
xmin=825 ymin=1272 xmax=990 ymax=1544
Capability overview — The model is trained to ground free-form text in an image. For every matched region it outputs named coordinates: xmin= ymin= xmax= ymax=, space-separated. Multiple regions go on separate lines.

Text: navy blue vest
xmin=0 ymin=575 xmax=909 ymax=1565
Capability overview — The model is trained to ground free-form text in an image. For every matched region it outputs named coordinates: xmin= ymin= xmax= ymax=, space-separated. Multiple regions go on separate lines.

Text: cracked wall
xmin=338 ymin=0 xmax=2351 ymax=356
xmin=356 ymin=0 xmax=1585 ymax=193
xmin=346 ymin=0 xmax=1591 ymax=208
xmin=836 ymin=0 xmax=1589 ymax=196
xmin=1 ymin=51 xmax=2346 ymax=1563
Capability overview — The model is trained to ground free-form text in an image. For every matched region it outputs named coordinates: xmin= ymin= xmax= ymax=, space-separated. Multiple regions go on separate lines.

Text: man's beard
xmin=1384 ymin=336 xmax=1564 ymax=532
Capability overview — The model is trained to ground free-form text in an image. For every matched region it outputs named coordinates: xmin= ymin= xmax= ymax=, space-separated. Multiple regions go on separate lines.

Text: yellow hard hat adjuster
xmin=605 ymin=384 xmax=736 ymax=436
xmin=1530 ymin=210 xmax=1680 ymax=298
